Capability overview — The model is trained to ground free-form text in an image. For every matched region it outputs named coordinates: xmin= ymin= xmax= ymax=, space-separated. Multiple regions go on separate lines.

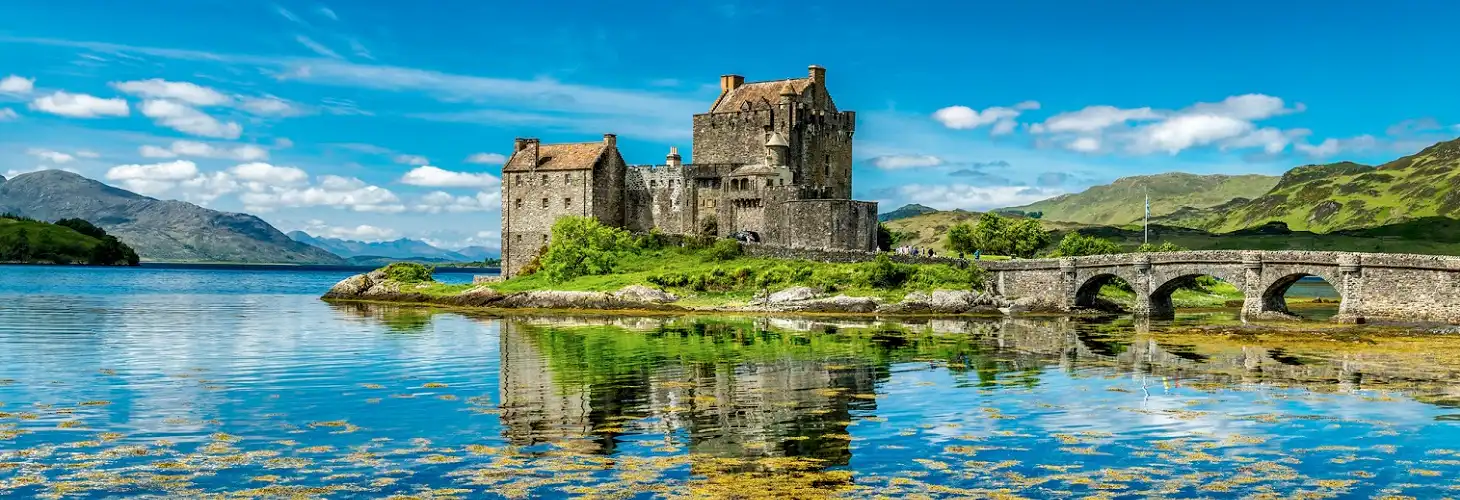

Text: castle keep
xmin=500 ymin=65 xmax=878 ymax=277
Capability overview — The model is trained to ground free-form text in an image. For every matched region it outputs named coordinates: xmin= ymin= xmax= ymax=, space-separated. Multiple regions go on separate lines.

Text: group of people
xmin=888 ymin=246 xmax=981 ymax=261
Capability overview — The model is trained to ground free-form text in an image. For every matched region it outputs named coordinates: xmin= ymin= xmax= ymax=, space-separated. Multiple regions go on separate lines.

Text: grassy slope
xmin=0 ymin=217 xmax=104 ymax=262
xmin=1155 ymin=138 xmax=1460 ymax=233
xmin=1001 ymin=172 xmax=1279 ymax=225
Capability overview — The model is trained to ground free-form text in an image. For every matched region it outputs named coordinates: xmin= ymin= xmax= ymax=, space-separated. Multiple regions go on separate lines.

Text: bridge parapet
xmin=977 ymin=250 xmax=1460 ymax=324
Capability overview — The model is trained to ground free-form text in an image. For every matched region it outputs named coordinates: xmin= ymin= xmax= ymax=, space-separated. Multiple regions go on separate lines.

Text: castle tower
xmin=692 ymin=65 xmax=856 ymax=199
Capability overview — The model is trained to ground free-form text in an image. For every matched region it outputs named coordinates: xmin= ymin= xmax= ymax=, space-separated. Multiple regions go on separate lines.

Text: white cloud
xmin=1067 ymin=137 xmax=1101 ymax=153
xmin=1032 ymin=105 xmax=1161 ymax=135
xmin=139 ymin=99 xmax=243 ymax=139
xmin=869 ymin=154 xmax=944 ymax=169
xmin=313 ymin=224 xmax=399 ymax=242
xmin=26 ymin=148 xmax=75 ymax=164
xmin=465 ymin=152 xmax=507 ymax=165
xmin=111 ymin=78 xmax=232 ymax=106
xmin=240 ymin=184 xmax=404 ymax=213
xmin=317 ymin=174 xmax=366 ymax=191
xmin=412 ymin=190 xmax=500 ymax=213
xmin=316 ymin=6 xmax=339 ymax=20
xmin=400 ymin=166 xmax=500 ymax=188
xmin=29 ymin=91 xmax=129 ymax=118
xmin=0 ymin=108 xmax=16 ymax=121
xmin=0 ymin=75 xmax=35 ymax=94
xmin=897 ymin=184 xmax=1065 ymax=211
xmin=138 ymin=140 xmax=269 ymax=161
xmin=105 ymin=160 xmax=201 ymax=195
xmin=932 ymin=101 xmax=1039 ymax=134
xmin=228 ymin=162 xmax=308 ymax=186
xmin=295 ymin=35 xmax=342 ymax=59
xmin=395 ymin=154 xmax=430 ymax=166
xmin=275 ymin=6 xmax=306 ymax=24
xmin=75 ymin=150 xmax=100 ymax=159
xmin=239 ymin=95 xmax=303 ymax=116
xmin=175 ymin=171 xmax=240 ymax=203
xmin=1031 ymin=94 xmax=1306 ymax=156
xmin=1295 ymin=135 xmax=1380 ymax=158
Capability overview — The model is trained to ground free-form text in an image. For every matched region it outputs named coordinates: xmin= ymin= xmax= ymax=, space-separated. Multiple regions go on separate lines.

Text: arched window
xmin=765 ymin=178 xmax=772 ymax=188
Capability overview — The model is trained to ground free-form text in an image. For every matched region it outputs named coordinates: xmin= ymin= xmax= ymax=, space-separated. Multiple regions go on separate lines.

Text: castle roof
xmin=709 ymin=78 xmax=813 ymax=113
xmin=502 ymin=142 xmax=609 ymax=172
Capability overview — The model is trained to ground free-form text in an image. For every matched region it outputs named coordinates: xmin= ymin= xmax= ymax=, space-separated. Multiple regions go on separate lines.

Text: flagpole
xmin=1144 ymin=186 xmax=1149 ymax=246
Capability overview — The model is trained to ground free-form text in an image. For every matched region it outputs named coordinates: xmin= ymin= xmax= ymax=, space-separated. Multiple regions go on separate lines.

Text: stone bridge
xmin=979 ymin=250 xmax=1460 ymax=324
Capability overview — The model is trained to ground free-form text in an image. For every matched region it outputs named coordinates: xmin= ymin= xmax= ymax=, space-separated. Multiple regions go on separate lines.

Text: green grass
xmin=1002 ymin=172 xmax=1279 ymax=226
xmin=0 ymin=217 xmax=106 ymax=264
xmin=1096 ymin=281 xmax=1245 ymax=309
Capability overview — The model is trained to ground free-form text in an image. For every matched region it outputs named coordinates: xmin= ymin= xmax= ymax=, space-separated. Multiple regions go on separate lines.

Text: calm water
xmin=0 ymin=266 xmax=1454 ymax=498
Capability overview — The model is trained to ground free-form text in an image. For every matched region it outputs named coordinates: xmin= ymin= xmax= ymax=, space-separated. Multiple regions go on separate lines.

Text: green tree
xmin=55 ymin=218 xmax=107 ymax=239
xmin=1136 ymin=241 xmax=1186 ymax=253
xmin=7 ymin=228 xmax=32 ymax=262
xmin=541 ymin=216 xmax=632 ymax=283
xmin=876 ymin=223 xmax=894 ymax=251
xmin=1050 ymin=232 xmax=1123 ymax=257
xmin=947 ymin=213 xmax=1048 ymax=258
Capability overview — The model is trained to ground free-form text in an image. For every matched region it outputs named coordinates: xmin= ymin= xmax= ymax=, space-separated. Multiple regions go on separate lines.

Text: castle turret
xmin=778 ymin=80 xmax=797 ymax=105
xmin=666 ymin=146 xmax=682 ymax=167
xmin=766 ymin=132 xmax=789 ymax=167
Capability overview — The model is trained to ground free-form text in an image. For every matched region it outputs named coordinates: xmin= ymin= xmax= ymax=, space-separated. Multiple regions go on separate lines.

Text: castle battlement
xmin=499 ymin=65 xmax=878 ymax=277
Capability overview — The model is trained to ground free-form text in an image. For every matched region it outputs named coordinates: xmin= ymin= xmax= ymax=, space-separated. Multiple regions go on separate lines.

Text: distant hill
xmin=0 ymin=214 xmax=139 ymax=265
xmin=878 ymin=204 xmax=939 ymax=222
xmin=1149 ymin=138 xmax=1460 ymax=233
xmin=287 ymin=231 xmax=474 ymax=261
xmin=454 ymin=245 xmax=499 ymax=261
xmin=1001 ymin=172 xmax=1279 ymax=225
xmin=0 ymin=170 xmax=344 ymax=264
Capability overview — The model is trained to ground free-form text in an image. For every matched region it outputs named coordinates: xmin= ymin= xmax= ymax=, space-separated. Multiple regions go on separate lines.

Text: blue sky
xmin=1 ymin=0 xmax=1457 ymax=250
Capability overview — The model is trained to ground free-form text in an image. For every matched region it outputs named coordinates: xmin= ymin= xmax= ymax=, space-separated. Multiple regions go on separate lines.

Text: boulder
xmin=323 ymin=273 xmax=375 ymax=299
xmin=776 ymin=295 xmax=880 ymax=313
xmin=615 ymin=285 xmax=679 ymax=304
xmin=767 ymin=286 xmax=821 ymax=304
xmin=928 ymin=290 xmax=978 ymax=312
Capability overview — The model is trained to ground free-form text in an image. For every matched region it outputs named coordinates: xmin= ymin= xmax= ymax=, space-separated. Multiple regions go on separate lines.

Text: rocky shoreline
xmin=321 ymin=269 xmax=1057 ymax=316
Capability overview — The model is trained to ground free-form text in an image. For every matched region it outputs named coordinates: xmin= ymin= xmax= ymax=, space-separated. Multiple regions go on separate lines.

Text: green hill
xmin=0 ymin=214 xmax=139 ymax=265
xmin=878 ymin=203 xmax=940 ymax=222
xmin=1001 ymin=172 xmax=1279 ymax=225
xmin=1150 ymin=138 xmax=1460 ymax=233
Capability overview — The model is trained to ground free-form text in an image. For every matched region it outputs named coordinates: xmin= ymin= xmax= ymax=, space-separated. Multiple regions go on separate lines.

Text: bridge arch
xmin=1147 ymin=265 xmax=1247 ymax=319
xmin=1258 ymin=271 xmax=1343 ymax=318
xmin=1072 ymin=272 xmax=1130 ymax=312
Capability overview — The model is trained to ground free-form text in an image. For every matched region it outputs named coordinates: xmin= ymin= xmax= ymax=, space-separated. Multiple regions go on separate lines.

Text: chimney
xmin=513 ymin=137 xmax=529 ymax=151
xmin=719 ymin=74 xmax=745 ymax=94
xmin=808 ymin=65 xmax=825 ymax=85
xmin=603 ymin=134 xmax=617 ymax=148
xmin=666 ymin=146 xmax=681 ymax=167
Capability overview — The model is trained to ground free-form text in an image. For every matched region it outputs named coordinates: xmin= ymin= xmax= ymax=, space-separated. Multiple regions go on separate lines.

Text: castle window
xmin=542 ymin=235 xmax=548 ymax=243
xmin=650 ymin=180 xmax=657 ymax=188
xmin=541 ymin=198 xmax=548 ymax=208
xmin=765 ymin=179 xmax=773 ymax=188
xmin=564 ymin=173 xmax=570 ymax=183
xmin=563 ymin=197 xmax=571 ymax=208
xmin=516 ymin=175 xmax=522 ymax=187
xmin=515 ymin=235 xmax=522 ymax=243
xmin=541 ymin=174 xmax=549 ymax=185
xmin=515 ymin=199 xmax=523 ymax=209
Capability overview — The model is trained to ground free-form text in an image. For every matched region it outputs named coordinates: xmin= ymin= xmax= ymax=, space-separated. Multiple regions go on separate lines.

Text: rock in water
xmin=767 ymin=286 xmax=821 ymax=304
xmin=614 ymin=285 xmax=679 ymax=304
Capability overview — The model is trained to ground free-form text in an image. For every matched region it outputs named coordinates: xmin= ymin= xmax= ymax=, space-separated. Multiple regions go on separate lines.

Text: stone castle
xmin=500 ymin=65 xmax=879 ymax=277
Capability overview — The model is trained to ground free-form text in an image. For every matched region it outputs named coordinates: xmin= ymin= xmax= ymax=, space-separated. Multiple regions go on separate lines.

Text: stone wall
xmin=742 ymin=244 xmax=967 ymax=267
xmin=502 ymin=166 xmax=599 ymax=277
xmin=980 ymin=250 xmax=1460 ymax=324
xmin=624 ymin=164 xmax=695 ymax=235
xmin=764 ymin=199 xmax=878 ymax=251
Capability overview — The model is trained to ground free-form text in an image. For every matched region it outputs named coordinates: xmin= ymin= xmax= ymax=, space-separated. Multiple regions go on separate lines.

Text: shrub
xmin=866 ymin=254 xmax=911 ymax=289
xmin=540 ymin=216 xmax=633 ymax=283
xmin=1137 ymin=241 xmax=1187 ymax=253
xmin=946 ymin=212 xmax=1049 ymax=258
xmin=705 ymin=239 xmax=743 ymax=261
xmin=1050 ymin=232 xmax=1124 ymax=257
xmin=383 ymin=262 xmax=434 ymax=283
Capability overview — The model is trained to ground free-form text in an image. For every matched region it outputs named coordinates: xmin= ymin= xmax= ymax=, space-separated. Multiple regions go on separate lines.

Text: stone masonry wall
xmin=624 ymin=164 xmax=695 ymax=235
xmin=764 ymin=199 xmax=878 ymax=251
xmin=502 ymin=166 xmax=598 ymax=277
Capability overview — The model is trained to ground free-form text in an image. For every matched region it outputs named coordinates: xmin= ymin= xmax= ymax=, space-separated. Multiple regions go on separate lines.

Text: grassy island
xmin=0 ymin=214 xmax=139 ymax=266
xmin=328 ymin=216 xmax=1285 ymax=315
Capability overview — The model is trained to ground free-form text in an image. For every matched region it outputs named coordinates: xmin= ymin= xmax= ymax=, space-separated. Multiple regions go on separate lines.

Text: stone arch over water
xmin=1147 ymin=268 xmax=1245 ymax=319
xmin=1073 ymin=273 xmax=1127 ymax=312
xmin=1260 ymin=272 xmax=1343 ymax=318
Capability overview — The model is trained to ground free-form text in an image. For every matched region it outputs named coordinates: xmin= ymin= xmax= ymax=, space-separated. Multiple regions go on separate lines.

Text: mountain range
xmin=0 ymin=170 xmax=343 ymax=264
xmin=286 ymin=232 xmax=493 ymax=261
xmin=1001 ymin=172 xmax=1280 ymax=226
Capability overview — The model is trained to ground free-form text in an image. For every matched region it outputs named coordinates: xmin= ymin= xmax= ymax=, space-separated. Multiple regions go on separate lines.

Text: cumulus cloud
xmin=869 ymin=154 xmax=944 ymax=169
xmin=240 ymin=184 xmax=403 ymax=213
xmin=139 ymin=99 xmax=243 ymax=139
xmin=0 ymin=75 xmax=35 ymax=94
xmin=29 ymin=91 xmax=129 ymax=118
xmin=400 ymin=166 xmax=500 ymax=188
xmin=105 ymin=160 xmax=201 ymax=195
xmin=307 ymin=223 xmax=399 ymax=242
xmin=111 ymin=78 xmax=231 ymax=106
xmin=1295 ymin=135 xmax=1380 ymax=157
xmin=26 ymin=149 xmax=75 ymax=164
xmin=139 ymin=140 xmax=269 ymax=161
xmin=228 ymin=162 xmax=308 ymax=186
xmin=465 ymin=152 xmax=507 ymax=165
xmin=1030 ymin=94 xmax=1305 ymax=156
xmin=412 ymin=190 xmax=501 ymax=213
xmin=932 ymin=101 xmax=1039 ymax=135
xmin=394 ymin=154 xmax=430 ymax=166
